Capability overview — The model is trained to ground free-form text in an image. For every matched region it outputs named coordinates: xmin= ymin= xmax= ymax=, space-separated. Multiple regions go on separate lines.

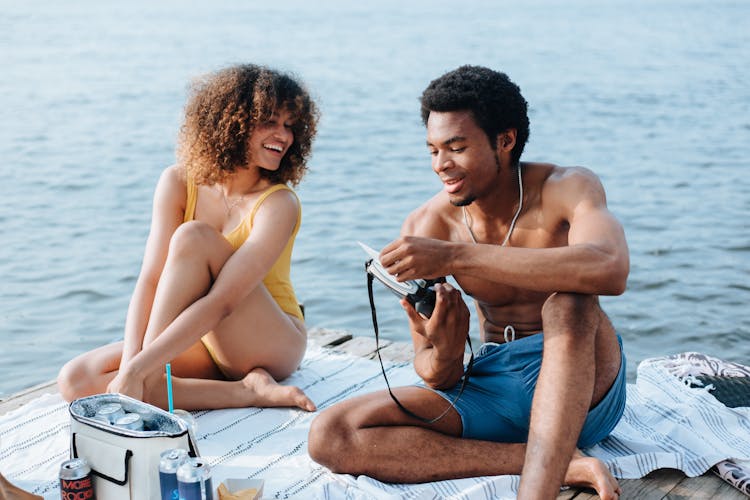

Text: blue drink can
xmin=177 ymin=457 xmax=213 ymax=500
xmin=159 ymin=448 xmax=188 ymax=500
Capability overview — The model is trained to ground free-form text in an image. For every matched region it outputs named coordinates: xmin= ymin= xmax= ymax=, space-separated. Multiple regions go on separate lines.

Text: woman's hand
xmin=106 ymin=366 xmax=146 ymax=401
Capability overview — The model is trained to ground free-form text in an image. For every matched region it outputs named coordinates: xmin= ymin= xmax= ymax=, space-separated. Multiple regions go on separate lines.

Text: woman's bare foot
xmin=241 ymin=367 xmax=316 ymax=411
xmin=564 ymin=450 xmax=621 ymax=500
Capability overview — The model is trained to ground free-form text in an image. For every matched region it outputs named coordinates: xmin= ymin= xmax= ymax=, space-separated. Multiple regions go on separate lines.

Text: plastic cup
xmin=172 ymin=409 xmax=200 ymax=456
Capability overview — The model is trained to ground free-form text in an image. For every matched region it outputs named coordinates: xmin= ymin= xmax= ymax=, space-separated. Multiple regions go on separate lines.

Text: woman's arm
xmin=120 ymin=166 xmax=186 ymax=367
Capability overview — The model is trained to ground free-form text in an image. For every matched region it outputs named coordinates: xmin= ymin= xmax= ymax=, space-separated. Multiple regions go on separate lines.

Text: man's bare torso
xmin=411 ymin=162 xmax=576 ymax=343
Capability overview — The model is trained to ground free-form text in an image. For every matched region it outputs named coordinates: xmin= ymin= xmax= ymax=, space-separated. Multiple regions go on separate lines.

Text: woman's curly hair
xmin=177 ymin=64 xmax=319 ymax=187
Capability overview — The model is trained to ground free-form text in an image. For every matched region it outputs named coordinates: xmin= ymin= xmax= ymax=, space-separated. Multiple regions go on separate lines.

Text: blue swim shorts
xmin=424 ymin=333 xmax=626 ymax=448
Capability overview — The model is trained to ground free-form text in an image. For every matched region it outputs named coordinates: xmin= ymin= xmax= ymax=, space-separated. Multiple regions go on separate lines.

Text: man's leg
xmin=309 ymin=383 xmax=620 ymax=498
xmin=517 ymin=293 xmax=622 ymax=499
xmin=308 ymin=386 xmax=527 ymax=482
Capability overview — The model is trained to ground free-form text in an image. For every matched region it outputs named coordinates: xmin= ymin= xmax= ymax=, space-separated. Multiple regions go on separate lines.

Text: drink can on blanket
xmin=159 ymin=448 xmax=189 ymax=500
xmin=59 ymin=457 xmax=95 ymax=500
xmin=68 ymin=393 xmax=199 ymax=500
xmin=177 ymin=458 xmax=214 ymax=500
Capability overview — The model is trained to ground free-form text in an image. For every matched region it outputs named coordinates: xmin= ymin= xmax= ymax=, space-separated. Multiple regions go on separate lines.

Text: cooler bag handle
xmin=72 ymin=432 xmax=133 ymax=486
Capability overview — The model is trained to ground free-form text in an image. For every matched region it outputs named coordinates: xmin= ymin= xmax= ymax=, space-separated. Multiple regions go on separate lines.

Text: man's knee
xmin=541 ymin=293 xmax=599 ymax=338
xmin=308 ymin=407 xmax=356 ymax=472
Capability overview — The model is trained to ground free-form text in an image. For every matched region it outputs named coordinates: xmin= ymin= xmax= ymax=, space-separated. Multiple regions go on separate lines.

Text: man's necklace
xmin=462 ymin=163 xmax=524 ymax=344
xmin=462 ymin=163 xmax=523 ymax=247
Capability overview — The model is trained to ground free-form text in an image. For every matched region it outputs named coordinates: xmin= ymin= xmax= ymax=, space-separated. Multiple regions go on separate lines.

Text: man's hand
xmin=405 ymin=282 xmax=469 ymax=389
xmin=380 ymin=236 xmax=456 ymax=281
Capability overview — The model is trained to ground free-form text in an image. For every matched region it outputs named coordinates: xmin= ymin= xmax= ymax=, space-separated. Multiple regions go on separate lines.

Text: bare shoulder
xmin=401 ymin=191 xmax=458 ymax=239
xmin=154 ymin=165 xmax=187 ymax=210
xmin=543 ymin=164 xmax=606 ymax=197
xmin=253 ymin=185 xmax=300 ymax=225
xmin=260 ymin=185 xmax=299 ymax=210
xmin=535 ymin=163 xmax=608 ymax=213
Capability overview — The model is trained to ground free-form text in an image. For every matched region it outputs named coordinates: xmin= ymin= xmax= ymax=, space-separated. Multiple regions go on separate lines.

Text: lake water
xmin=1 ymin=0 xmax=748 ymax=397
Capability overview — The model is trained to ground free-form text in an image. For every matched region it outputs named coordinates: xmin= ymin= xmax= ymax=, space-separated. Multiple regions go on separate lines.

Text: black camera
xmin=364 ymin=256 xmax=445 ymax=318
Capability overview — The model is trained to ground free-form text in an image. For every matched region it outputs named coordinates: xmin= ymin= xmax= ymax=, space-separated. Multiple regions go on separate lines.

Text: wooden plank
xmin=616 ymin=469 xmax=686 ymax=499
xmin=307 ymin=327 xmax=353 ymax=347
xmin=555 ymin=469 xmax=686 ymax=499
xmin=334 ymin=336 xmax=391 ymax=359
xmin=665 ymin=473 xmax=748 ymax=499
xmin=377 ymin=341 xmax=415 ymax=363
xmin=0 ymin=380 xmax=58 ymax=416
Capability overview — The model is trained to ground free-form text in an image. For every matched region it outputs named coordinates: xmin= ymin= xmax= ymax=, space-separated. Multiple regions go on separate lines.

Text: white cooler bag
xmin=69 ymin=393 xmax=198 ymax=500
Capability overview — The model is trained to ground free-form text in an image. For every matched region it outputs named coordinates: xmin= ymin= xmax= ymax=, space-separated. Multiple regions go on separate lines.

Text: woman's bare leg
xmin=58 ymin=220 xmax=314 ymax=410
xmin=57 ymin=341 xmax=314 ymax=410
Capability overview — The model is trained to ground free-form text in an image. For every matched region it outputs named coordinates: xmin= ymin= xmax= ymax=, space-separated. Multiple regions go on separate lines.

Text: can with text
xmin=59 ymin=457 xmax=96 ymax=500
xmin=159 ymin=448 xmax=189 ymax=500
xmin=177 ymin=457 xmax=213 ymax=500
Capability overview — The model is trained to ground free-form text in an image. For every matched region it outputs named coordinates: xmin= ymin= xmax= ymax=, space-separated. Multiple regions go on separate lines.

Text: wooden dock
xmin=1 ymin=329 xmax=746 ymax=499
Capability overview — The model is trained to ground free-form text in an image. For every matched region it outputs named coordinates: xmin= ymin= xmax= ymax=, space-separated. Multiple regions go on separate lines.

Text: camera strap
xmin=366 ymin=263 xmax=474 ymax=424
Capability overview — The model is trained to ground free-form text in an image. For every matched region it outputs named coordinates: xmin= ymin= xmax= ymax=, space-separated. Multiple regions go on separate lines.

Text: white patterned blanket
xmin=1 ymin=348 xmax=748 ymax=499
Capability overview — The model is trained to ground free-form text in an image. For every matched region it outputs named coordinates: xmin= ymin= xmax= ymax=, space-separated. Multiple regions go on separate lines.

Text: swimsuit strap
xmin=184 ymin=177 xmax=198 ymax=222
xmin=248 ymin=184 xmax=295 ymax=226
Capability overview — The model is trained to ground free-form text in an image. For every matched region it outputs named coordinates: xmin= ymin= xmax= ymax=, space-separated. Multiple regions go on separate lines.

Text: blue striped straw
xmin=165 ymin=363 xmax=174 ymax=413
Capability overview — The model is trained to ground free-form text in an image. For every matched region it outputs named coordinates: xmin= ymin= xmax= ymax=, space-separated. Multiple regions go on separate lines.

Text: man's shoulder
xmin=529 ymin=163 xmax=605 ymax=198
xmin=526 ymin=163 xmax=608 ymax=217
xmin=525 ymin=162 xmax=598 ymax=183
xmin=402 ymin=192 xmax=457 ymax=239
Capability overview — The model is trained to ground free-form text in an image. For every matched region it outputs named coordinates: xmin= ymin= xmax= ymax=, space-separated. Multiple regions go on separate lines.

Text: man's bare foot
xmin=563 ymin=450 xmax=621 ymax=500
xmin=241 ymin=367 xmax=316 ymax=411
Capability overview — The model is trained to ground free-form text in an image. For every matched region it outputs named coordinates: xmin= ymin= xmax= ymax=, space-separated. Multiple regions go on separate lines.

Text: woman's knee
xmin=168 ymin=221 xmax=232 ymax=271
xmin=169 ymin=221 xmax=218 ymax=257
xmin=308 ymin=407 xmax=356 ymax=471
xmin=57 ymin=356 xmax=94 ymax=402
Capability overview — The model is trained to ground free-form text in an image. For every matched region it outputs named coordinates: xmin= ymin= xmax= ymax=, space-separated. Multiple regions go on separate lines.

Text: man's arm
xmin=382 ymin=168 xmax=629 ymax=296
xmin=391 ymin=201 xmax=469 ymax=388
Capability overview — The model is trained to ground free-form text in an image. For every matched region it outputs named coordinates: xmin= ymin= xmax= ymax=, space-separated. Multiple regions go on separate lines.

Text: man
xmin=309 ymin=65 xmax=629 ymax=500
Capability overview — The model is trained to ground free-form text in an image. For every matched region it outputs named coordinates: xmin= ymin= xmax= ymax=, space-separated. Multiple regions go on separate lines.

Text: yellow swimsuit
xmin=184 ymin=180 xmax=304 ymax=376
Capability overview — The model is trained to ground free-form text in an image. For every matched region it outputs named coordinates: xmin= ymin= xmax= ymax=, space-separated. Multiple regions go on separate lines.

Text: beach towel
xmin=1 ymin=346 xmax=748 ymax=499
xmin=591 ymin=351 xmax=750 ymax=496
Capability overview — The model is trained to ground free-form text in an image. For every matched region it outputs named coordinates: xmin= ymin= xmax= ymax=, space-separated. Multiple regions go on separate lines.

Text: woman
xmin=58 ymin=64 xmax=319 ymax=411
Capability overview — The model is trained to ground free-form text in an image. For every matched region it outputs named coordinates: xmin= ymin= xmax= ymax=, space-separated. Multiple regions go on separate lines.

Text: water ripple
xmin=1 ymin=0 xmax=749 ymax=397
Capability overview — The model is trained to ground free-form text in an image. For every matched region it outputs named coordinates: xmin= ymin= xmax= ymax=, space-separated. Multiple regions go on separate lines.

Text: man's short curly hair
xmin=178 ymin=64 xmax=319 ymax=187
xmin=420 ymin=65 xmax=530 ymax=165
